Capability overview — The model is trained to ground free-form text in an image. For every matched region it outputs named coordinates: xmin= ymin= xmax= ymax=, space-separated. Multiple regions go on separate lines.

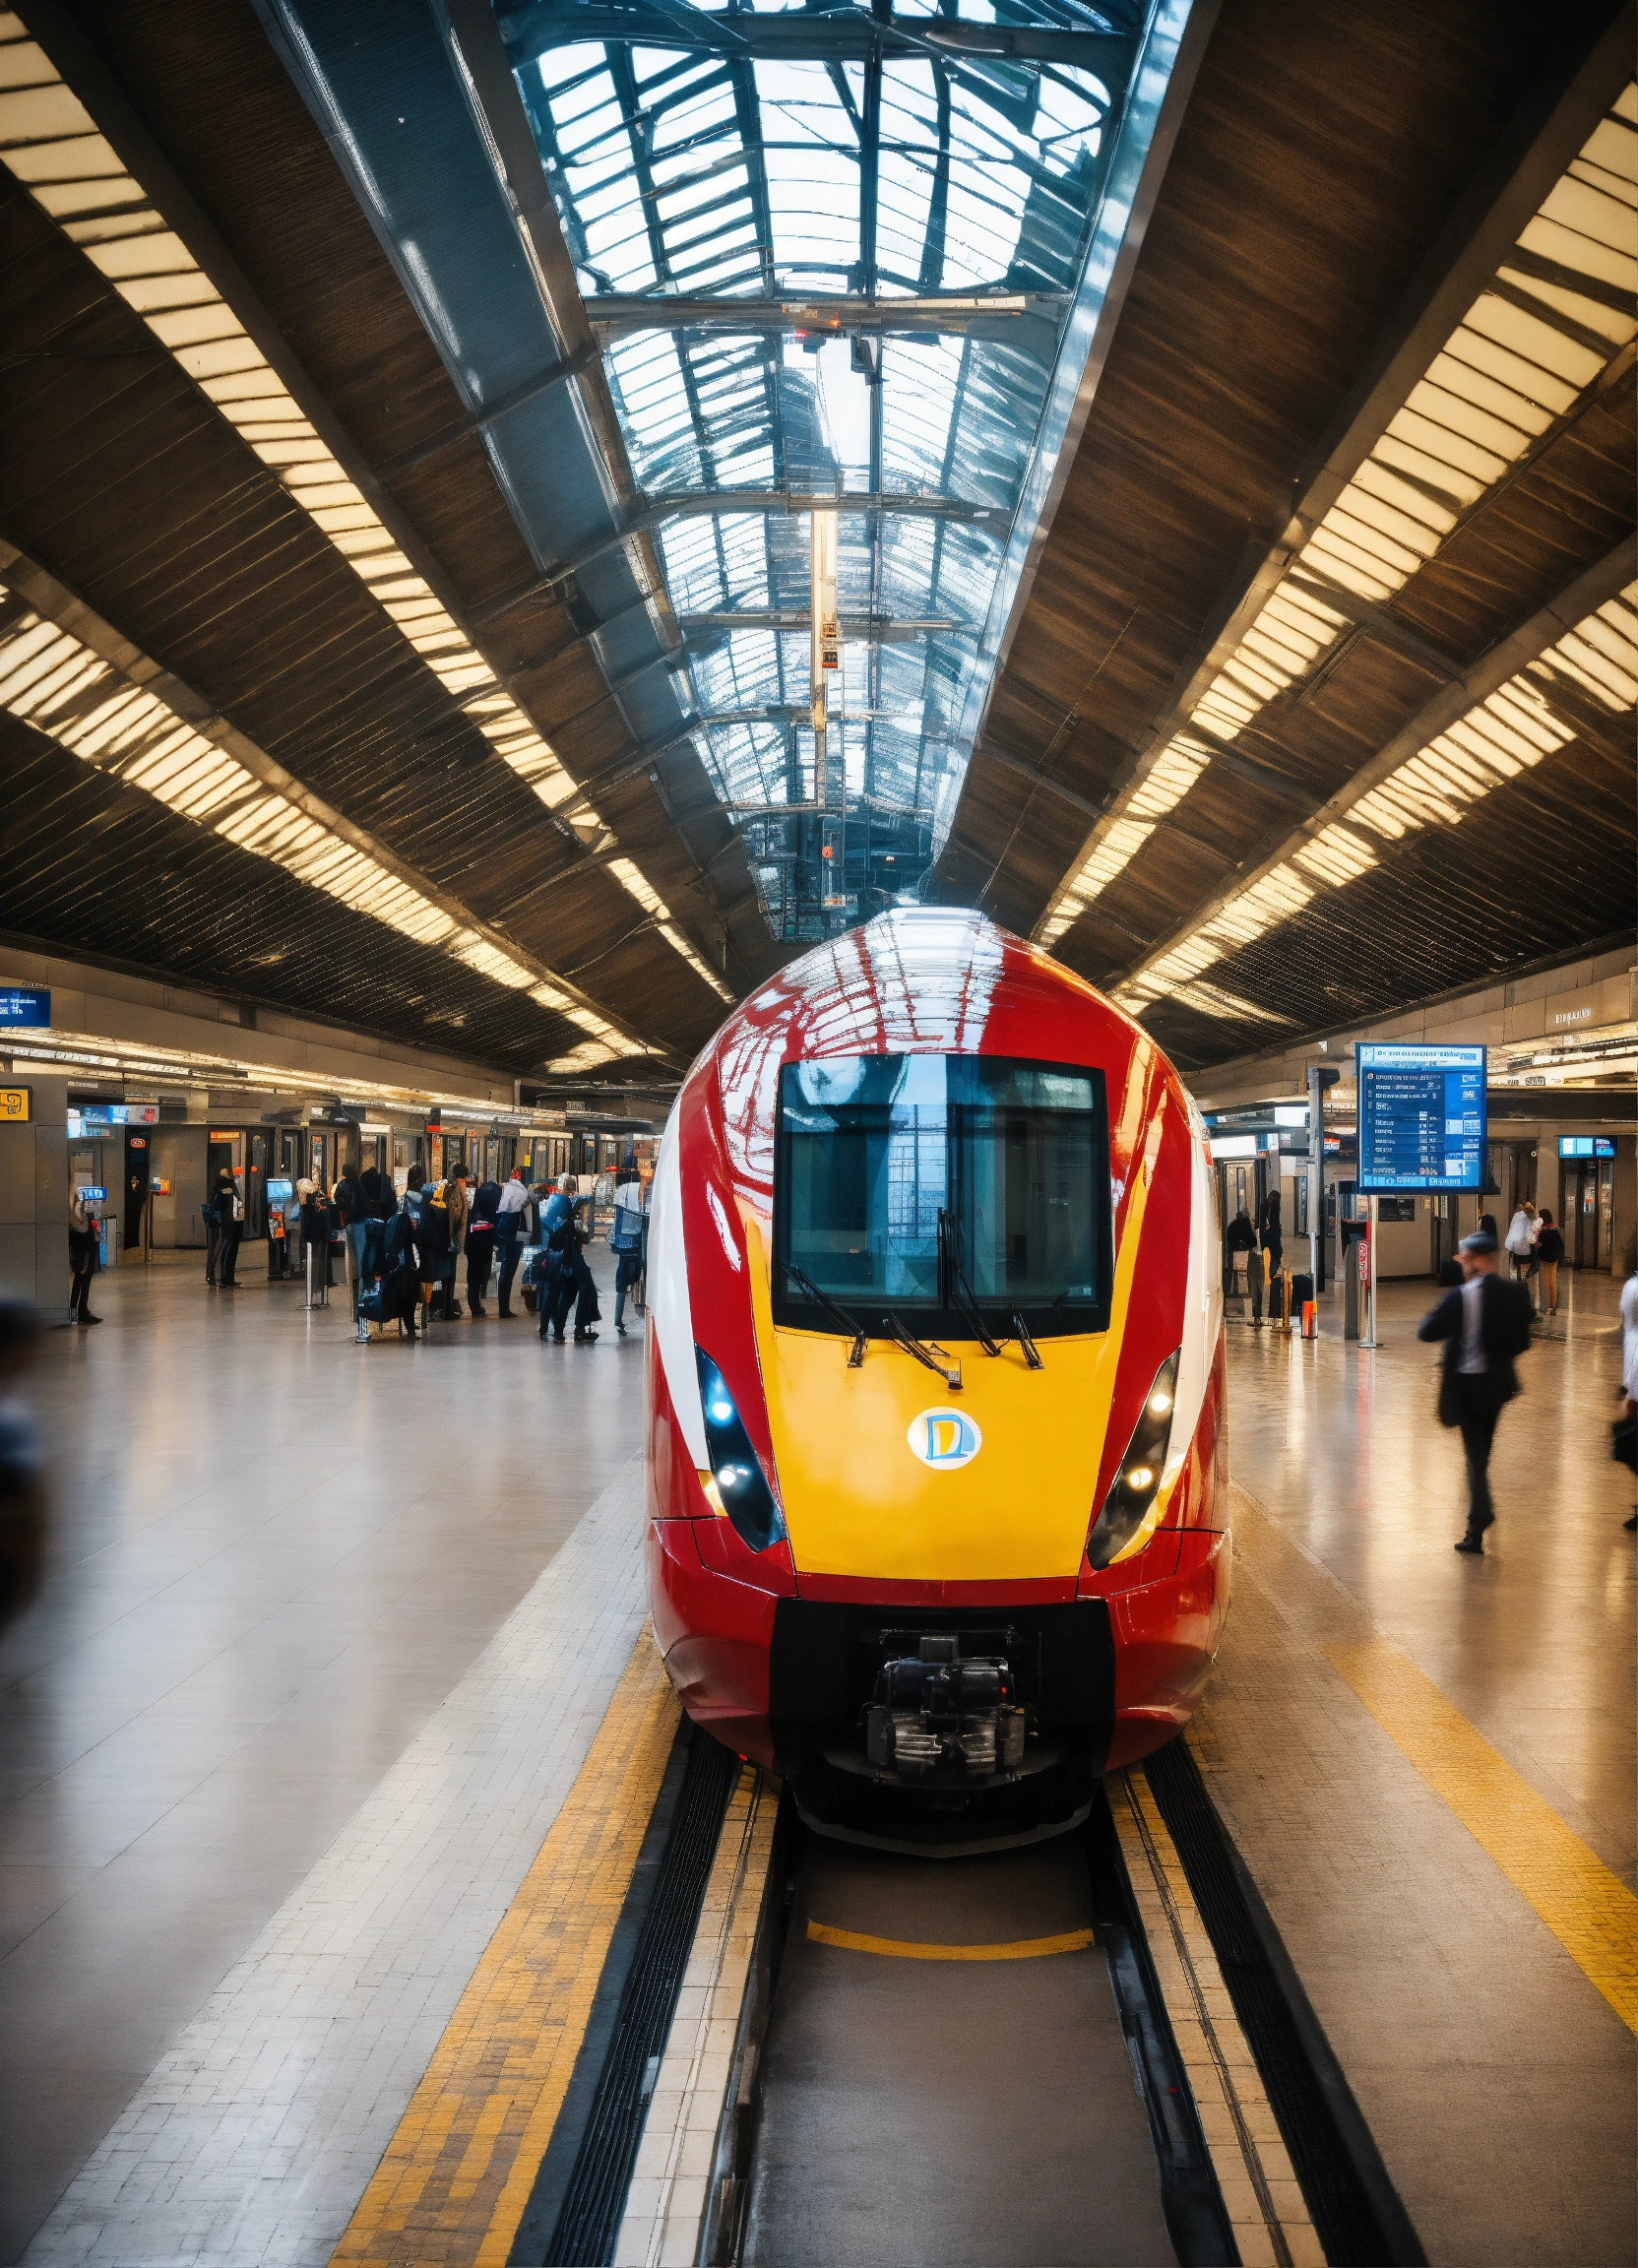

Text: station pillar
xmin=0 ymin=1067 xmax=70 ymax=1322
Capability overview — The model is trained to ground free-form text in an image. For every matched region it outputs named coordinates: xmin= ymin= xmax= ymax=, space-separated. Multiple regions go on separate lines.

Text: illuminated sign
xmin=1558 ymin=1136 xmax=1615 ymax=1159
xmin=0 ymin=1086 xmax=31 ymax=1123
xmin=0 ymin=987 xmax=48 ymax=1028
xmin=1357 ymin=1042 xmax=1485 ymax=1191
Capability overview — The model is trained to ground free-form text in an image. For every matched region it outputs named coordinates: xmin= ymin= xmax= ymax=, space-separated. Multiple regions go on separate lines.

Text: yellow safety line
xmin=329 ymin=1628 xmax=679 ymax=2268
xmin=806 ymin=1920 xmax=1094 ymax=1961
xmin=1328 ymin=1637 xmax=1638 ymax=2038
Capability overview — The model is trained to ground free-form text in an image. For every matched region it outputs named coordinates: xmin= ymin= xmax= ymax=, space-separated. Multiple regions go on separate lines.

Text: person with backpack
xmin=215 ymin=1168 xmax=244 ymax=1289
xmin=1417 ymin=1231 xmax=1534 ymax=1553
xmin=386 ymin=1172 xmax=424 ymax=1340
xmin=609 ymin=1161 xmax=647 ymax=1338
xmin=411 ymin=1171 xmax=458 ymax=1328
xmin=538 ymin=1175 xmax=596 ymax=1343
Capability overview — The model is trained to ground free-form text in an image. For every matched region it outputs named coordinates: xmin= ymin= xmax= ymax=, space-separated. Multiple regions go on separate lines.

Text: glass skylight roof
xmin=504 ymin=0 xmax=1163 ymax=938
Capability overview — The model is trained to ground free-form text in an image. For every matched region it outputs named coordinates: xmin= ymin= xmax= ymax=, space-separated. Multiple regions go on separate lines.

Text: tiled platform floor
xmin=2 ymin=1249 xmax=1633 ymax=2264
xmin=0 ymin=1246 xmax=648 ymax=2265
xmin=1198 ymin=1268 xmax=1636 ymax=2267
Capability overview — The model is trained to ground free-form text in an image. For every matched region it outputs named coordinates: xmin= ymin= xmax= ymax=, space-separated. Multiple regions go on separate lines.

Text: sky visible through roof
xmin=506 ymin=0 xmax=1152 ymax=939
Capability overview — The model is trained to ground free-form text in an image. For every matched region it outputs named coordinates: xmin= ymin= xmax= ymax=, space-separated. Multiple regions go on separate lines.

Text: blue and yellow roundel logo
xmin=907 ymin=1407 xmax=982 ymax=1470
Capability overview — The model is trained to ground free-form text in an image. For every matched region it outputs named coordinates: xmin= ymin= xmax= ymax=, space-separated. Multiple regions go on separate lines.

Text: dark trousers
xmin=496 ymin=1230 xmax=523 ymax=1314
xmin=614 ymin=1251 xmax=642 ymax=1325
xmin=205 ymin=1221 xmax=220 ymax=1284
xmin=466 ymin=1238 xmax=493 ymax=1310
xmin=1452 ymin=1375 xmax=1500 ymax=1533
xmin=69 ymin=1231 xmax=97 ymax=1319
xmin=219 ymin=1227 xmax=241 ymax=1285
xmin=542 ymin=1251 xmax=596 ymax=1337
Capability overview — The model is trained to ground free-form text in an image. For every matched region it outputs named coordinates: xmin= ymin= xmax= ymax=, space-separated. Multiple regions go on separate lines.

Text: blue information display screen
xmin=0 ymin=987 xmax=49 ymax=1028
xmin=1559 ymin=1135 xmax=1614 ymax=1159
xmin=1356 ymin=1042 xmax=1485 ymax=1191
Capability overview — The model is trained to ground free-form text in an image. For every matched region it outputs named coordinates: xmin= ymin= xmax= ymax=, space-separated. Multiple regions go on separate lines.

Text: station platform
xmin=0 ymin=1256 xmax=1632 ymax=2266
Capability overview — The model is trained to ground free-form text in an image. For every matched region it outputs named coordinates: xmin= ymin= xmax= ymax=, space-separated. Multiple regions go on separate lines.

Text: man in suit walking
xmin=1418 ymin=1230 xmax=1534 ymax=1554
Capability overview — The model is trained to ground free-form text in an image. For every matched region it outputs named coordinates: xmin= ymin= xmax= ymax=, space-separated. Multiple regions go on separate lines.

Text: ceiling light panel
xmin=0 ymin=17 xmax=731 ymax=1006
xmin=0 ymin=591 xmax=647 ymax=1070
xmin=1111 ymin=585 xmax=1638 ymax=1018
xmin=1038 ymin=84 xmax=1637 ymax=950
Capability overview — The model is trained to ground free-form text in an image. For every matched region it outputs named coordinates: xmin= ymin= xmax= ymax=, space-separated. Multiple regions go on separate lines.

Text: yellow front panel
xmin=765 ymin=1321 xmax=1119 ymax=1580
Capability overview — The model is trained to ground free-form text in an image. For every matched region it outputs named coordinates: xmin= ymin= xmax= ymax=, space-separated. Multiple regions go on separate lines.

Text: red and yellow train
xmin=645 ymin=909 xmax=1229 ymax=1846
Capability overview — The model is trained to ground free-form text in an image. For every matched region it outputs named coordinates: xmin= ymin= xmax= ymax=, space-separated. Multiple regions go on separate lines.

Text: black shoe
xmin=498 ymin=1305 xmax=514 ymax=1319
xmin=81 ymin=1312 xmax=101 ymax=1325
xmin=552 ymin=1328 xmax=566 ymax=1343
xmin=1624 ymin=1515 xmax=1637 ymax=1533
xmin=1455 ymin=1534 xmax=1483 ymax=1554
xmin=615 ymin=1322 xmax=628 ymax=1336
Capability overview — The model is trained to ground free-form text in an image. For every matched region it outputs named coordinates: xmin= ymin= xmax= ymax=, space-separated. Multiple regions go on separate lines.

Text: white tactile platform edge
xmin=25 ymin=1458 xmax=652 ymax=2268
xmin=613 ymin=1765 xmax=779 ymax=2268
xmin=1111 ymin=1768 xmax=1326 ymax=2268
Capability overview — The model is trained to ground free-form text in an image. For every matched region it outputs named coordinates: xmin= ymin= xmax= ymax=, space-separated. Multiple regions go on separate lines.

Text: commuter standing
xmin=443 ymin=1170 xmax=469 ymax=1319
xmin=1504 ymin=1199 xmax=1539 ymax=1310
xmin=539 ymin=1175 xmax=594 ymax=1343
xmin=300 ymin=1182 xmax=336 ymax=1294
xmin=215 ymin=1168 xmax=243 ymax=1288
xmin=495 ymin=1167 xmax=532 ymax=1320
xmin=67 ymin=1187 xmax=101 ymax=1326
xmin=1254 ymin=1189 xmax=1282 ymax=1326
xmin=1226 ymin=1207 xmax=1255 ymax=1311
xmin=466 ymin=1175 xmax=500 ymax=1316
xmin=335 ymin=1162 xmax=364 ymax=1310
xmin=1417 ymin=1231 xmax=1534 ymax=1554
xmin=1534 ymin=1209 xmax=1564 ymax=1318
xmin=610 ymin=1161 xmax=647 ymax=1337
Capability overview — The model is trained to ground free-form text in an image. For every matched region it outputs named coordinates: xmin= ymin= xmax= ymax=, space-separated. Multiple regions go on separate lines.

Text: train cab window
xmin=774 ymin=1054 xmax=1111 ymax=1339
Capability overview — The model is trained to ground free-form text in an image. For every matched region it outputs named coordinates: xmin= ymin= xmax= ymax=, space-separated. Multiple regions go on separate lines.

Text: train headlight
xmin=1087 ymin=1351 xmax=1180 ymax=1570
xmin=695 ymin=1349 xmax=787 ymax=1553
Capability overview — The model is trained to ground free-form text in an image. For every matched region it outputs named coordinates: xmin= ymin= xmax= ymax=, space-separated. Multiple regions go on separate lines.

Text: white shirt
xmin=1504 ymin=1209 xmax=1535 ymax=1255
xmin=1621 ymin=1273 xmax=1638 ymax=1401
xmin=1457 ymin=1276 xmax=1487 ymax=1373
xmin=498 ymin=1178 xmax=531 ymax=1217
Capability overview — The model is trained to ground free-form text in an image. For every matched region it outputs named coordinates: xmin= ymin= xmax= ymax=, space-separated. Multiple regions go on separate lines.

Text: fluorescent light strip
xmin=0 ymin=598 xmax=649 ymax=1071
xmin=10 ymin=1033 xmax=601 ymax=1121
xmin=1040 ymin=86 xmax=1637 ymax=947
xmin=0 ymin=16 xmax=732 ymax=1008
xmin=1112 ymin=586 xmax=1638 ymax=1017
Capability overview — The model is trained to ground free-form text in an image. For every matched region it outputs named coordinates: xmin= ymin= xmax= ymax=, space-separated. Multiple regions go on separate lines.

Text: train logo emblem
xmin=908 ymin=1408 xmax=982 ymax=1470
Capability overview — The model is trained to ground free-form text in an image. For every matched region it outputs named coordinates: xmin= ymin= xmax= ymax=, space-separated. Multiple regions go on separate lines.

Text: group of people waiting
xmin=293 ymin=1159 xmax=649 ymax=1347
xmin=1225 ymin=1190 xmax=1284 ymax=1322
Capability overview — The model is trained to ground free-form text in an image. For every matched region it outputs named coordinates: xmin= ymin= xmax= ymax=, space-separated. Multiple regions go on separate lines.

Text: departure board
xmin=1356 ymin=1041 xmax=1485 ymax=1191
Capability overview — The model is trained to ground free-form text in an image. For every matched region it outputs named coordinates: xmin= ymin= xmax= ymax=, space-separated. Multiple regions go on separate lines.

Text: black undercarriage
xmin=769 ymin=1598 xmax=1116 ymax=1853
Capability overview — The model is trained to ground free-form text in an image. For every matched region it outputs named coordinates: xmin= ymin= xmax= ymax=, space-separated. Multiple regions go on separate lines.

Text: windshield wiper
xmin=938 ymin=1210 xmax=1043 ymax=1368
xmin=784 ymin=1264 xmax=866 ymax=1367
xmin=881 ymin=1310 xmax=962 ymax=1393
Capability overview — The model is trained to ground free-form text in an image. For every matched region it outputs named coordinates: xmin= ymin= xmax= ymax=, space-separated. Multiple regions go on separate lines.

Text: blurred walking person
xmin=214 ymin=1167 xmax=244 ymax=1289
xmin=1418 ymin=1231 xmax=1534 ymax=1554
xmin=495 ymin=1166 xmax=532 ymax=1319
xmin=0 ymin=1304 xmax=45 ymax=1635
xmin=610 ymin=1160 xmax=647 ymax=1337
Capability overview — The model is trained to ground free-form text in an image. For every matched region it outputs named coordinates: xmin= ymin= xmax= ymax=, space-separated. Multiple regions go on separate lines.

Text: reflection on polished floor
xmin=1203 ymin=1266 xmax=1636 ymax=2268
xmin=0 ymin=1249 xmax=647 ymax=2265
xmin=0 ymin=1254 xmax=1632 ymax=2265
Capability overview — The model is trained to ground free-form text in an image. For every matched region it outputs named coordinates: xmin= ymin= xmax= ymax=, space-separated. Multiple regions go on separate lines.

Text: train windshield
xmin=774 ymin=1054 xmax=1111 ymax=1339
